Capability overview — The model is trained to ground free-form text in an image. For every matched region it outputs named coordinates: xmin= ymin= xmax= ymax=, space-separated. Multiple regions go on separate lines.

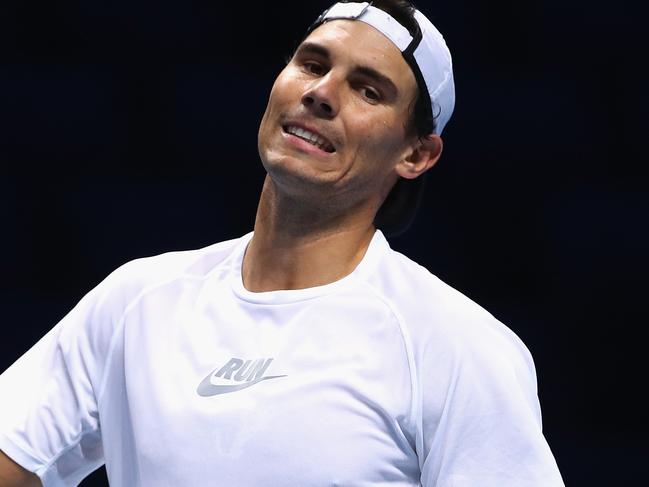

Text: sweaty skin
xmin=248 ymin=20 xmax=443 ymax=292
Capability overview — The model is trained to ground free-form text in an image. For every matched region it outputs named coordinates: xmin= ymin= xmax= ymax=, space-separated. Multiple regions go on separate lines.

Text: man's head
xmin=257 ymin=1 xmax=454 ymax=234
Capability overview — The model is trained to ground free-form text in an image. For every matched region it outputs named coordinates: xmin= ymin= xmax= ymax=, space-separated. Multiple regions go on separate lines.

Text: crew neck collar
xmin=230 ymin=230 xmax=387 ymax=305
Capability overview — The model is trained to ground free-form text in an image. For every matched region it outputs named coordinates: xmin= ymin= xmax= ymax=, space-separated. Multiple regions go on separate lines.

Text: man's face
xmin=257 ymin=19 xmax=420 ymax=210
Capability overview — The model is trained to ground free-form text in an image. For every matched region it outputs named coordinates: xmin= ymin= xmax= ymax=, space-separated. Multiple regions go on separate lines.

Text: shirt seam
xmin=2 ymin=241 xmax=242 ymax=478
xmin=38 ymin=429 xmax=102 ymax=481
xmin=358 ymin=280 xmax=421 ymax=458
xmin=45 ymin=265 xmax=230 ymax=473
xmin=0 ymin=433 xmax=42 ymax=474
xmin=95 ymin=264 xmax=232 ymax=405
xmin=0 ymin=429 xmax=98 ymax=485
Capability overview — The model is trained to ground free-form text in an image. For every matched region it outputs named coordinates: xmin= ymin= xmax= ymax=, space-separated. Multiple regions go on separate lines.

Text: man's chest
xmin=102 ymin=287 xmax=420 ymax=485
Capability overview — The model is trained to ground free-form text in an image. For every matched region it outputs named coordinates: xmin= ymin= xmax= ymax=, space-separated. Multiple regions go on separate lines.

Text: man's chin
xmin=263 ymin=157 xmax=341 ymax=197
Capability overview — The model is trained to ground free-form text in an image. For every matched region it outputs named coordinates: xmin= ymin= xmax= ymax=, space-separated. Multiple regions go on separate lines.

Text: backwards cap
xmin=309 ymin=1 xmax=455 ymax=134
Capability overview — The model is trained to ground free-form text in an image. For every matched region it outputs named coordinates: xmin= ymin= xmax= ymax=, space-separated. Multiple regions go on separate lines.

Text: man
xmin=0 ymin=1 xmax=564 ymax=485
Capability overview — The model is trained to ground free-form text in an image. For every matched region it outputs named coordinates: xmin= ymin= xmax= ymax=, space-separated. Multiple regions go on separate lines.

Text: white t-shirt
xmin=0 ymin=230 xmax=564 ymax=486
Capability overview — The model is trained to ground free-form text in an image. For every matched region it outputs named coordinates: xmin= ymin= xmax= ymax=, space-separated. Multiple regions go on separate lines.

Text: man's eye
xmin=304 ymin=62 xmax=325 ymax=75
xmin=361 ymin=87 xmax=380 ymax=102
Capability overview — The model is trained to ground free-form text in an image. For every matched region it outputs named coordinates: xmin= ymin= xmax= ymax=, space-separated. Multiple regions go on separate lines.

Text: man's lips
xmin=281 ymin=124 xmax=336 ymax=153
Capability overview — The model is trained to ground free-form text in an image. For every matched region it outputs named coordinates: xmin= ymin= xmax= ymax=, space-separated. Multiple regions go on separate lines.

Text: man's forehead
xmin=299 ymin=20 xmax=415 ymax=88
xmin=302 ymin=20 xmax=402 ymax=60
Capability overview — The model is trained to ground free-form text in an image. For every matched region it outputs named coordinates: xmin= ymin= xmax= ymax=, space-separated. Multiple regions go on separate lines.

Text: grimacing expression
xmin=257 ymin=19 xmax=420 ymax=208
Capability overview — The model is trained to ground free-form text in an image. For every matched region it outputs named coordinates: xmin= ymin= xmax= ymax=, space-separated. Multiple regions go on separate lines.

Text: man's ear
xmin=396 ymin=134 xmax=443 ymax=180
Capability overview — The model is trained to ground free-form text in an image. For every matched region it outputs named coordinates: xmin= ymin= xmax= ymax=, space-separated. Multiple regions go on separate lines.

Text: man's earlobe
xmin=396 ymin=134 xmax=443 ymax=180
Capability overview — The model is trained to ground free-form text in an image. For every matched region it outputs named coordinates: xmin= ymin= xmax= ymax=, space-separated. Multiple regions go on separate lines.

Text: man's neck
xmin=242 ymin=178 xmax=378 ymax=293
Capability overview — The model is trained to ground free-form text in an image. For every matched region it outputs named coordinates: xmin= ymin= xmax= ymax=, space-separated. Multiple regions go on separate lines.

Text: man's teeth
xmin=286 ymin=126 xmax=334 ymax=152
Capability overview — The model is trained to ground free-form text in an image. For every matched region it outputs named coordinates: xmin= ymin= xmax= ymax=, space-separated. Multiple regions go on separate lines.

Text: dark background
xmin=1 ymin=0 xmax=647 ymax=485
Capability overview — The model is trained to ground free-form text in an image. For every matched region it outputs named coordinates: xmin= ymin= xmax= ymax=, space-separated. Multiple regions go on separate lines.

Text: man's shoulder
xmin=371 ymin=244 xmax=491 ymax=324
xmin=369 ymin=244 xmax=533 ymax=365
xmin=88 ymin=233 xmax=250 ymax=310
xmin=116 ymin=233 xmax=247 ymax=282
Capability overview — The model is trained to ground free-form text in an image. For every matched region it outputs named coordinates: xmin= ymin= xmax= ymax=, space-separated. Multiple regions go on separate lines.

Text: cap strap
xmin=321 ymin=2 xmax=413 ymax=51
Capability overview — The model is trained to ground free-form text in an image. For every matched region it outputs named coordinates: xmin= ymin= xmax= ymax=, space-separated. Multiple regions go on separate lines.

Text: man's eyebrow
xmin=353 ymin=66 xmax=398 ymax=97
xmin=295 ymin=42 xmax=398 ymax=97
xmin=294 ymin=41 xmax=331 ymax=59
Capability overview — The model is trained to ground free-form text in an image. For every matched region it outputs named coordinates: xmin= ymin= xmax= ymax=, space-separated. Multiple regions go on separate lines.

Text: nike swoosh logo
xmin=197 ymin=372 xmax=287 ymax=397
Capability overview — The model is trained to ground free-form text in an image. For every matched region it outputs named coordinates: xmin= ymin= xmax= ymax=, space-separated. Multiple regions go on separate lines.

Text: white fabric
xmin=321 ymin=1 xmax=370 ymax=20
xmin=411 ymin=9 xmax=455 ymax=135
xmin=0 ymin=231 xmax=564 ymax=486
xmin=323 ymin=3 xmax=413 ymax=51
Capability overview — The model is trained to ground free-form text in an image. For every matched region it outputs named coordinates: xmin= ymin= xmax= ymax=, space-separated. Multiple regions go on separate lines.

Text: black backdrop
xmin=1 ymin=1 xmax=647 ymax=485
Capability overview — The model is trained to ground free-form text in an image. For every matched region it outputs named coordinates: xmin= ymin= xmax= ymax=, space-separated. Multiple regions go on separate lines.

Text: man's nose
xmin=301 ymin=74 xmax=340 ymax=118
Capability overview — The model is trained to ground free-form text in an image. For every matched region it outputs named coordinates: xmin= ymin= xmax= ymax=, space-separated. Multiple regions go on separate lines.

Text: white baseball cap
xmin=308 ymin=1 xmax=455 ymax=135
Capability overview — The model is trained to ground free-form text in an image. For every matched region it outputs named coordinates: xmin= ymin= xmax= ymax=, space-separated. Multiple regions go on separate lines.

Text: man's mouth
xmin=283 ymin=125 xmax=335 ymax=153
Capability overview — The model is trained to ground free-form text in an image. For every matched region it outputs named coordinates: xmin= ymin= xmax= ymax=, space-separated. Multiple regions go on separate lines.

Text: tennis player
xmin=0 ymin=1 xmax=564 ymax=485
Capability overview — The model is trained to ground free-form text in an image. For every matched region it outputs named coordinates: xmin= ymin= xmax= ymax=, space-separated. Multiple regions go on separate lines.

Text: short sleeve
xmin=417 ymin=315 xmax=565 ymax=486
xmin=0 ymin=279 xmax=118 ymax=486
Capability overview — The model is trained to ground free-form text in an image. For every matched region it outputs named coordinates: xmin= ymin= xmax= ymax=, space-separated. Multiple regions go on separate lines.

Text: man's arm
xmin=0 ymin=450 xmax=41 ymax=487
xmin=417 ymin=311 xmax=565 ymax=485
